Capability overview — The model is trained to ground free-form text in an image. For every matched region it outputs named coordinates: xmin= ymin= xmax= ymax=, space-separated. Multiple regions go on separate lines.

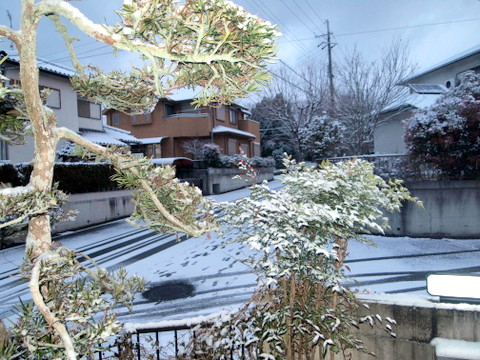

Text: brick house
xmin=104 ymin=98 xmax=261 ymax=159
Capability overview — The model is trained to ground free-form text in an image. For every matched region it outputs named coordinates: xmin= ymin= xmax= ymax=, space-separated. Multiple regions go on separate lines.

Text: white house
xmin=0 ymin=55 xmax=139 ymax=163
xmin=374 ymin=44 xmax=480 ymax=155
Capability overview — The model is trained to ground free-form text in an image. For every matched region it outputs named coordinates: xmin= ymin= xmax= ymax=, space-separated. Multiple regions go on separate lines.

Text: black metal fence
xmin=97 ymin=323 xmax=247 ymax=360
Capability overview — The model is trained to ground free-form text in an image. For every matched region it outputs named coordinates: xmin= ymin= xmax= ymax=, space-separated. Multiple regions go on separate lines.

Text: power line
xmin=54 ymin=49 xmax=123 ymax=63
xmin=304 ymin=0 xmax=325 ymax=25
xmin=279 ymin=0 xmax=317 ymax=35
xmin=277 ymin=18 xmax=480 ymax=43
xmin=291 ymin=0 xmax=324 ymax=34
xmin=278 ymin=59 xmax=322 ymax=93
xmin=49 ymin=44 xmax=111 ymax=63
xmin=269 ymin=70 xmax=310 ymax=93
xmin=244 ymin=0 xmax=313 ymax=57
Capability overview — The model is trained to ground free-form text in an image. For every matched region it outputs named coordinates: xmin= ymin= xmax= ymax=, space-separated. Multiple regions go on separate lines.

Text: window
xmin=112 ymin=113 xmax=120 ymax=125
xmin=216 ymin=106 xmax=226 ymax=121
xmin=253 ymin=142 xmax=261 ymax=157
xmin=77 ymin=97 xmax=101 ymax=119
xmin=45 ymin=88 xmax=61 ymax=109
xmin=227 ymin=138 xmax=237 ymax=155
xmin=180 ymin=102 xmax=199 ymax=113
xmin=229 ymin=108 xmax=237 ymax=125
xmin=131 ymin=115 xmax=137 ymax=123
xmin=165 ymin=103 xmax=175 ymax=116
xmin=38 ymin=86 xmax=61 ymax=109
xmin=146 ymin=144 xmax=161 ymax=158
xmin=144 ymin=113 xmax=151 ymax=122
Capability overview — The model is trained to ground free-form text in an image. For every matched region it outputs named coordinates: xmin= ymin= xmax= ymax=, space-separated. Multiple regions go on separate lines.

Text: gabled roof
xmin=4 ymin=54 xmax=75 ymax=78
xmin=103 ymin=125 xmax=141 ymax=144
xmin=80 ymin=126 xmax=141 ymax=146
xmin=380 ymin=93 xmax=442 ymax=114
xmin=401 ymin=43 xmax=480 ymax=84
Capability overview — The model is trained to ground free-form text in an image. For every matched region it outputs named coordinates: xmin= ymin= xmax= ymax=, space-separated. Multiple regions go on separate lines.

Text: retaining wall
xmin=384 ymin=180 xmax=480 ymax=238
xmin=177 ymin=167 xmax=274 ymax=195
xmin=55 ymin=167 xmax=274 ymax=232
xmin=54 ymin=190 xmax=134 ymax=233
xmin=335 ymin=294 xmax=480 ymax=360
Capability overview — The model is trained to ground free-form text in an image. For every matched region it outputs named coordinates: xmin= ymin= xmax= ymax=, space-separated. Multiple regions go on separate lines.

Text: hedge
xmin=0 ymin=162 xmax=119 ymax=194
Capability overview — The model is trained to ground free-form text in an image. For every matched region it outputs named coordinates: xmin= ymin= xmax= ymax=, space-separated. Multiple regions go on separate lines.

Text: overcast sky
xmin=1 ymin=0 xmax=480 ymax=100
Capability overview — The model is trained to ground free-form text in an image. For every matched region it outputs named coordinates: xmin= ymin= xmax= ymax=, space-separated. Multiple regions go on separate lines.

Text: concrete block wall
xmin=54 ymin=190 xmax=134 ymax=233
xmin=178 ymin=167 xmax=275 ymax=195
xmin=383 ymin=180 xmax=480 ymax=238
xmin=332 ymin=295 xmax=480 ymax=360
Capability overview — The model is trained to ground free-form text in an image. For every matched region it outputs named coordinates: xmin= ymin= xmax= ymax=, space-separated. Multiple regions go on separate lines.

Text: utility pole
xmin=317 ymin=20 xmax=336 ymax=115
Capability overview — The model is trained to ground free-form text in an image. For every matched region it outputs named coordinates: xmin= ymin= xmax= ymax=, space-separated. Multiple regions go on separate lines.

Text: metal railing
xmin=97 ymin=322 xmax=247 ymax=360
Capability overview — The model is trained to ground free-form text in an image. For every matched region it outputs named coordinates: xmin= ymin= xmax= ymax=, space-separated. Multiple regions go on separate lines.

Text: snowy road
xmin=1 ymin=180 xmax=480 ymax=326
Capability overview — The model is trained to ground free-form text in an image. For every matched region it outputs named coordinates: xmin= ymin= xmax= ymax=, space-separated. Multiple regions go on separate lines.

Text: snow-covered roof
xmin=401 ymin=43 xmax=480 ymax=84
xmin=6 ymin=55 xmax=75 ymax=78
xmin=103 ymin=125 xmax=141 ymax=144
xmin=80 ymin=130 xmax=127 ymax=146
xmin=137 ymin=137 xmax=169 ymax=145
xmin=381 ymin=93 xmax=442 ymax=114
xmin=151 ymin=157 xmax=192 ymax=166
xmin=211 ymin=125 xmax=255 ymax=139
xmin=80 ymin=126 xmax=141 ymax=146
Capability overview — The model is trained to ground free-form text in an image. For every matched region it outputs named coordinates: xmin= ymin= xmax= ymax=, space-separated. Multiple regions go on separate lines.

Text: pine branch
xmin=29 ymin=252 xmax=77 ymax=360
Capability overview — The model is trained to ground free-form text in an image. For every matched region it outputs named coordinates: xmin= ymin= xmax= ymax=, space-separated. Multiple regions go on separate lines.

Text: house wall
xmin=238 ymin=119 xmax=260 ymax=139
xmin=374 ymin=111 xmax=411 ymax=155
xmin=409 ymin=53 xmax=480 ymax=87
xmin=107 ymin=100 xmax=258 ymax=158
xmin=3 ymin=64 xmax=103 ymax=163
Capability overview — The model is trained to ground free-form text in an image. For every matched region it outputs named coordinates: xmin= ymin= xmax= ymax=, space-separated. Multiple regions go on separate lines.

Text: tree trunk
xmin=20 ymin=0 xmax=57 ymax=259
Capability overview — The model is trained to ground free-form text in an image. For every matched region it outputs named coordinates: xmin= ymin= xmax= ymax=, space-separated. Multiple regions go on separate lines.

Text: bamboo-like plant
xmin=182 ymin=157 xmax=421 ymax=360
xmin=0 ymin=1 xmax=278 ymax=358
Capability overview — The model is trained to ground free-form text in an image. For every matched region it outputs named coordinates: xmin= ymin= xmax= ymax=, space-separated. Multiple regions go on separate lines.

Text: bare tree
xmin=251 ymin=62 xmax=330 ymax=161
xmin=0 ymin=1 xmax=278 ymax=358
xmin=335 ymin=40 xmax=416 ymax=155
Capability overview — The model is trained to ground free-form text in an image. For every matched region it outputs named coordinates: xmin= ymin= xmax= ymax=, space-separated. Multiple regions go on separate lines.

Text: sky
xmin=1 ymin=0 xmax=480 ymax=101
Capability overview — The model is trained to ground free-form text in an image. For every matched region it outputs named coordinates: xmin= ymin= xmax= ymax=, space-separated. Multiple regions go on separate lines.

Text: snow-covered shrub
xmin=404 ymin=71 xmax=480 ymax=179
xmin=300 ymin=114 xmax=346 ymax=160
xmin=218 ymin=154 xmax=275 ymax=168
xmin=202 ymin=143 xmax=222 ymax=167
xmin=183 ymin=157 xmax=420 ymax=359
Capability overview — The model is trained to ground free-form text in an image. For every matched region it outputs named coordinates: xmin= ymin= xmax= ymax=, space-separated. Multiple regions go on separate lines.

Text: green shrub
xmin=0 ymin=163 xmax=119 ymax=194
xmin=0 ymin=163 xmax=20 ymax=187
xmin=53 ymin=163 xmax=119 ymax=194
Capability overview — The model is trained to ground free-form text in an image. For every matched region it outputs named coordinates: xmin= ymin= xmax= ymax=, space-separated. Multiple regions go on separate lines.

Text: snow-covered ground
xmin=1 ymin=179 xmax=480 ymax=329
